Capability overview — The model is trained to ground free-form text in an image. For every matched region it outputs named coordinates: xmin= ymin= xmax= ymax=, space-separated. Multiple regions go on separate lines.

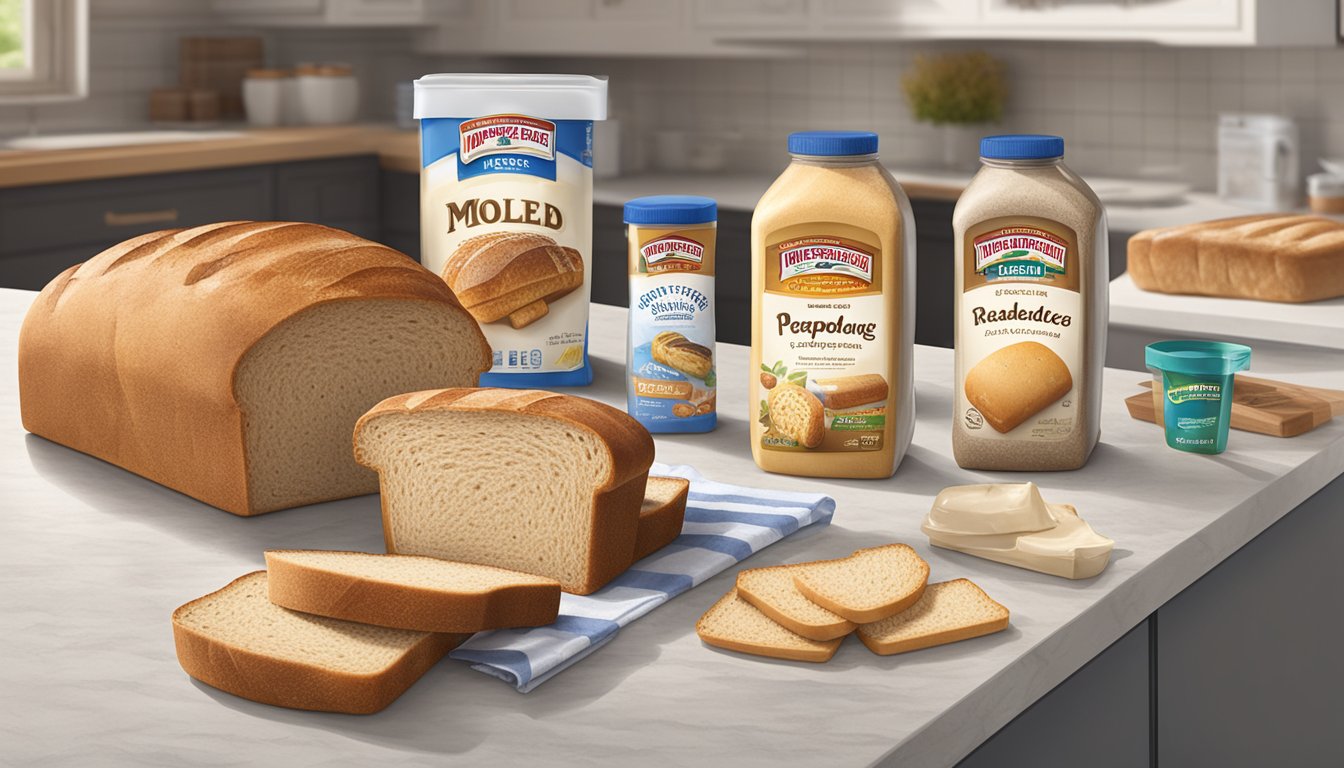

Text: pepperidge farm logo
xmin=974 ymin=228 xmax=1067 ymax=281
xmin=640 ymin=235 xmax=705 ymax=272
xmin=778 ymin=239 xmax=873 ymax=283
xmin=459 ymin=114 xmax=556 ymax=164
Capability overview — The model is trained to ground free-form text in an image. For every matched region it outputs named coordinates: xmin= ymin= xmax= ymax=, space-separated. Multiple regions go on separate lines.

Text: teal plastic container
xmin=1145 ymin=340 xmax=1252 ymax=455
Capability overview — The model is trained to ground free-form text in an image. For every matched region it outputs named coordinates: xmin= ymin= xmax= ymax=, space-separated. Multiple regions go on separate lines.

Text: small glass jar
xmin=1307 ymin=173 xmax=1344 ymax=214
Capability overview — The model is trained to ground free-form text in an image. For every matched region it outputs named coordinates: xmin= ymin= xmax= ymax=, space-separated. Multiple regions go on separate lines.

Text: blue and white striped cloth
xmin=448 ymin=463 xmax=836 ymax=692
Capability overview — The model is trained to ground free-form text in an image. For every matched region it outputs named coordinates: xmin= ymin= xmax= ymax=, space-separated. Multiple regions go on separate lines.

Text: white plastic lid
xmin=1307 ymin=173 xmax=1344 ymax=198
xmin=413 ymin=74 xmax=608 ymax=120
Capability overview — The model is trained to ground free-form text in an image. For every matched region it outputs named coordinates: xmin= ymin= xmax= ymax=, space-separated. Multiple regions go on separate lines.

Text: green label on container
xmin=1166 ymin=381 xmax=1224 ymax=405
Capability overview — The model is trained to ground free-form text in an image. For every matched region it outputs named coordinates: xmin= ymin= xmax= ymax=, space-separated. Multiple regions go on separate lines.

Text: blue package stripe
xmin=449 ymin=463 xmax=836 ymax=692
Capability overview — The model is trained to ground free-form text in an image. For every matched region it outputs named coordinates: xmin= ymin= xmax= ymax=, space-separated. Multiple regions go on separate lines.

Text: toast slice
xmin=793 ymin=544 xmax=930 ymax=624
xmin=264 ymin=550 xmax=561 ymax=633
xmin=172 ymin=572 xmax=462 ymax=714
xmin=696 ymin=588 xmax=843 ymax=663
xmin=736 ymin=564 xmax=856 ymax=641
xmin=858 ymin=579 xmax=1009 ymax=656
xmin=633 ymin=476 xmax=690 ymax=562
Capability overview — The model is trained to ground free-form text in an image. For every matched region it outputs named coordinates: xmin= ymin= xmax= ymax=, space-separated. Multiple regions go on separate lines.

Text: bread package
xmin=355 ymin=388 xmax=660 ymax=594
xmin=18 ymin=221 xmax=490 ymax=516
xmin=1127 ymin=214 xmax=1344 ymax=302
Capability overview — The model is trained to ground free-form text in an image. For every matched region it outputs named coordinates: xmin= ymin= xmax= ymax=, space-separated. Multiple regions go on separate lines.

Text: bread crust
xmin=695 ymin=589 xmax=842 ymax=663
xmin=792 ymin=544 xmax=930 ymax=624
xmin=355 ymin=388 xmax=656 ymax=595
xmin=632 ymin=476 xmax=690 ymax=563
xmin=857 ymin=579 xmax=1009 ymax=656
xmin=1127 ymin=214 xmax=1344 ymax=303
xmin=264 ymin=551 xmax=561 ymax=633
xmin=171 ymin=572 xmax=464 ymax=714
xmin=18 ymin=222 xmax=491 ymax=516
xmin=736 ymin=564 xmax=857 ymax=642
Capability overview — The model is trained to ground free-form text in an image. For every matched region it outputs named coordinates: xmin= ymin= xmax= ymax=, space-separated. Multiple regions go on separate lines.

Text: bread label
xmin=759 ymin=228 xmax=888 ymax=452
xmin=957 ymin=218 xmax=1082 ymax=441
xmin=421 ymin=114 xmax=595 ymax=386
xmin=627 ymin=224 xmax=717 ymax=432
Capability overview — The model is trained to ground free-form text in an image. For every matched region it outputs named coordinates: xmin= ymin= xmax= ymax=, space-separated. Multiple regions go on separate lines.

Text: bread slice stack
xmin=172 ymin=551 xmax=563 ymax=714
xmin=697 ymin=544 xmax=1008 ymax=662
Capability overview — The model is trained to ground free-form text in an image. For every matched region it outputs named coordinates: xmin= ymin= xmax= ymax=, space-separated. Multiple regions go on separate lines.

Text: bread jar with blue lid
xmin=625 ymin=195 xmax=718 ymax=433
xmin=750 ymin=131 xmax=916 ymax=478
xmin=1146 ymin=340 xmax=1252 ymax=454
xmin=952 ymin=134 xmax=1109 ymax=472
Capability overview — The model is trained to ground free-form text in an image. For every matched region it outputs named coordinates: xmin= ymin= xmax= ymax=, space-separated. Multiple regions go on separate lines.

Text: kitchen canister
xmin=242 ymin=69 xmax=288 ymax=127
xmin=1145 ymin=340 xmax=1252 ymax=455
xmin=624 ymin=195 xmax=718 ymax=433
xmin=297 ymin=64 xmax=359 ymax=125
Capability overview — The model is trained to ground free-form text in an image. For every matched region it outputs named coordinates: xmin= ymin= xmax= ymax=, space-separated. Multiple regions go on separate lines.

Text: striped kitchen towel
xmin=448 ymin=462 xmax=836 ymax=692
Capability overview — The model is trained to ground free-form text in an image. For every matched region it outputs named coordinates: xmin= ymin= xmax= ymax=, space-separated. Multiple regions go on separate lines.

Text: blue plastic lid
xmin=623 ymin=195 xmax=718 ymax=225
xmin=980 ymin=134 xmax=1065 ymax=160
xmin=1146 ymin=340 xmax=1252 ymax=377
xmin=788 ymin=130 xmax=878 ymax=157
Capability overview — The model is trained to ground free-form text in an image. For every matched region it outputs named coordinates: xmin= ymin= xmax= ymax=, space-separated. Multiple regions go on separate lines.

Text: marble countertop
xmin=1109 ymin=273 xmax=1344 ymax=351
xmin=3 ymin=289 xmax=1342 ymax=767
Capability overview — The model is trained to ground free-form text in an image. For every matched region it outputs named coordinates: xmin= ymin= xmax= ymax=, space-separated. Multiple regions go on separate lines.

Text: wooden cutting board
xmin=1125 ymin=375 xmax=1344 ymax=437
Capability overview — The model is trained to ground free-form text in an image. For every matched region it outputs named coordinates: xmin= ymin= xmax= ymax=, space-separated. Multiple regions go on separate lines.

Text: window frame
xmin=0 ymin=0 xmax=88 ymax=103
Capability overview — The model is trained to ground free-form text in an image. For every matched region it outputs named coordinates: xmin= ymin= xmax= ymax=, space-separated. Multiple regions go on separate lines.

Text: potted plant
xmin=901 ymin=51 xmax=1006 ymax=170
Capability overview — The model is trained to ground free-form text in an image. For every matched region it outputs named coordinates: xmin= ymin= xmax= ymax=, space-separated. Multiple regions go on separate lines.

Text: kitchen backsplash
xmin=3 ymin=1 xmax=1343 ymax=192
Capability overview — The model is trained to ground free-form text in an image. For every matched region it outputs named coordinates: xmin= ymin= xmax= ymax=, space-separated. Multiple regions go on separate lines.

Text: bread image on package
xmin=17 ymin=222 xmax=490 ymax=516
xmin=442 ymin=232 xmax=584 ymax=329
xmin=964 ymin=341 xmax=1073 ymax=433
xmin=355 ymin=388 xmax=688 ymax=594
xmin=651 ymin=331 xmax=714 ymax=380
xmin=766 ymin=384 xmax=825 ymax=448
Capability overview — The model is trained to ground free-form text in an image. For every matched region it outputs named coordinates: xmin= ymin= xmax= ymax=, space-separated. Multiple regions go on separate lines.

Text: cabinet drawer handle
xmin=104 ymin=208 xmax=179 ymax=227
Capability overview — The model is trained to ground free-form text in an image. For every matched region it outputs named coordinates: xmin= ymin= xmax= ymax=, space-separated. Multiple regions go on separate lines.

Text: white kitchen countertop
xmin=595 ymin=170 xmax=1261 ymax=233
xmin=3 ymin=288 xmax=1343 ymax=767
xmin=1109 ymin=273 xmax=1344 ymax=351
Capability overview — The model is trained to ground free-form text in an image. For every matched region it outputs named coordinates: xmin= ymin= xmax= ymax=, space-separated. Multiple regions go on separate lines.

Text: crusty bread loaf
xmin=172 ymin=571 xmax=463 ymax=714
xmin=354 ymin=388 xmax=655 ymax=594
xmin=736 ymin=564 xmax=856 ymax=641
xmin=696 ymin=588 xmax=843 ymax=663
xmin=651 ymin=331 xmax=714 ymax=380
xmin=633 ymin=476 xmax=690 ymax=563
xmin=964 ymin=341 xmax=1073 ymax=434
xmin=858 ymin=579 xmax=1009 ymax=656
xmin=1127 ymin=214 xmax=1344 ymax=303
xmin=767 ymin=384 xmax=824 ymax=448
xmin=442 ymin=232 xmax=584 ymax=328
xmin=792 ymin=544 xmax=930 ymax=624
xmin=813 ymin=374 xmax=889 ymax=410
xmin=18 ymin=222 xmax=490 ymax=516
xmin=264 ymin=550 xmax=561 ymax=633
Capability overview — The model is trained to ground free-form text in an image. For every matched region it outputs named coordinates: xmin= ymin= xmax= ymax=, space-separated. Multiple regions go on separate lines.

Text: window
xmin=0 ymin=0 xmax=87 ymax=103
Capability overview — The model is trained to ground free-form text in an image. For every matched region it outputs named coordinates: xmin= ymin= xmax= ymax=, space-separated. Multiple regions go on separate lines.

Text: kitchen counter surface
xmin=593 ymin=171 xmax=1263 ymax=233
xmin=0 ymin=125 xmax=420 ymax=188
xmin=3 ymin=289 xmax=1342 ymax=767
xmin=1109 ymin=273 xmax=1344 ymax=351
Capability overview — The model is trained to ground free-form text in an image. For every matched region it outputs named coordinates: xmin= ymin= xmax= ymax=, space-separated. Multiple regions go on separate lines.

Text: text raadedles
xmin=778 ymin=239 xmax=873 ymax=283
xmin=459 ymin=114 xmax=556 ymax=164
xmin=640 ymin=235 xmax=704 ymax=271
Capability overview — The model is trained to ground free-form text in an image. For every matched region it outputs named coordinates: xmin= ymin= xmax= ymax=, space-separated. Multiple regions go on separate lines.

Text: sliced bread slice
xmin=736 ymin=564 xmax=856 ymax=641
xmin=633 ymin=476 xmax=690 ymax=563
xmin=793 ymin=544 xmax=930 ymax=624
xmin=858 ymin=579 xmax=1009 ymax=656
xmin=172 ymin=572 xmax=462 ymax=714
xmin=264 ymin=550 xmax=561 ymax=633
xmin=354 ymin=388 xmax=655 ymax=595
xmin=696 ymin=588 xmax=843 ymax=663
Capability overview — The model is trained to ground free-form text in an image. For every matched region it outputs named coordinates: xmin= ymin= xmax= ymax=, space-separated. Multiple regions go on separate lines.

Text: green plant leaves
xmin=901 ymin=51 xmax=1005 ymax=125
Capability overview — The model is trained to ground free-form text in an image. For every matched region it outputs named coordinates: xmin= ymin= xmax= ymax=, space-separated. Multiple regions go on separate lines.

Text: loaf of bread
xmin=651 ymin=331 xmax=713 ymax=379
xmin=1127 ymin=214 xmax=1344 ymax=303
xmin=354 ymin=388 xmax=656 ymax=594
xmin=813 ymin=374 xmax=889 ymax=410
xmin=964 ymin=341 xmax=1072 ymax=434
xmin=767 ymin=384 xmax=824 ymax=448
xmin=442 ymin=232 xmax=584 ymax=328
xmin=264 ymin=550 xmax=562 ymax=633
xmin=18 ymin=222 xmax=490 ymax=516
xmin=172 ymin=572 xmax=463 ymax=714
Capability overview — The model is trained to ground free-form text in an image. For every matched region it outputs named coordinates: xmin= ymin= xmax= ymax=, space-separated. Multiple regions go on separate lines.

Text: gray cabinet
xmin=0 ymin=157 xmax=383 ymax=291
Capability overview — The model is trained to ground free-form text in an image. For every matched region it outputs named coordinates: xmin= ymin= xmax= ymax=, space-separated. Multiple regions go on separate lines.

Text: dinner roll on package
xmin=416 ymin=74 xmax=607 ymax=387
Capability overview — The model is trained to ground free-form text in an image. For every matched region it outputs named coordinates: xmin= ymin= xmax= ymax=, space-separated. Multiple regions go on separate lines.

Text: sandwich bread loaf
xmin=18 ymin=222 xmax=490 ymax=516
